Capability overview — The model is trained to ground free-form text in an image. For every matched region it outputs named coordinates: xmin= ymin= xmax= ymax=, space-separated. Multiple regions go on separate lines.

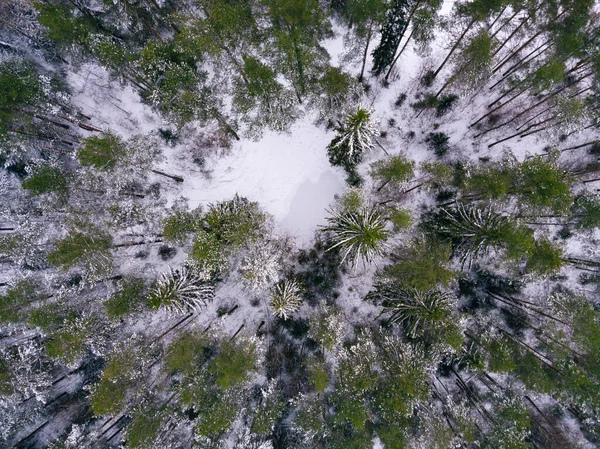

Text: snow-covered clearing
xmin=68 ymin=65 xmax=347 ymax=246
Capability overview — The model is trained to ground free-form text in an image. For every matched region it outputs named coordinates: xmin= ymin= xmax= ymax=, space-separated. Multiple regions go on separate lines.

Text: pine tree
xmin=148 ymin=266 xmax=215 ymax=315
xmin=371 ymin=0 xmax=409 ymax=76
xmin=379 ymin=288 xmax=455 ymax=337
xmin=322 ymin=206 xmax=388 ymax=264
xmin=327 ymin=106 xmax=378 ymax=172
xmin=270 ymin=279 xmax=302 ymax=320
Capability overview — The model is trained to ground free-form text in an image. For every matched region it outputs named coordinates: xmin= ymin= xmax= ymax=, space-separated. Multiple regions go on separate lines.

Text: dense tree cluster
xmin=1 ymin=0 xmax=600 ymax=448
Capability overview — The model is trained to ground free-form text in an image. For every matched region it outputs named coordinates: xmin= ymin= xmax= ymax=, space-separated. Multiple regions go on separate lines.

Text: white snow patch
xmin=372 ymin=436 xmax=385 ymax=449
xmin=161 ymin=119 xmax=346 ymax=245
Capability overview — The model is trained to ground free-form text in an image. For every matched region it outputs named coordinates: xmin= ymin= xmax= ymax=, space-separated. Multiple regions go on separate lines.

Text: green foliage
xmin=0 ymin=280 xmax=41 ymax=323
xmin=452 ymin=29 xmax=492 ymax=89
xmin=78 ymin=131 xmax=126 ymax=170
xmin=164 ymin=332 xmax=211 ymax=376
xmin=371 ymin=0 xmax=408 ymax=75
xmin=262 ymin=0 xmax=332 ymax=99
xmin=104 ymin=277 xmax=146 ymax=319
xmin=209 ymin=338 xmax=258 ymax=389
xmin=388 ymin=208 xmax=412 ymax=231
xmin=194 ymin=390 xmax=240 ymax=436
xmin=162 ymin=207 xmax=203 ymax=244
xmin=89 ymin=342 xmax=148 ymax=416
xmin=147 ymin=266 xmax=214 ymax=314
xmin=425 ymin=205 xmax=534 ymax=263
xmin=308 ymin=307 xmax=344 ymax=351
xmin=371 ymin=155 xmax=414 ymax=186
xmin=516 ymin=156 xmax=572 ymax=213
xmin=189 ymin=231 xmax=227 ymax=276
xmin=463 ymin=164 xmax=514 ymax=199
xmin=332 ymin=331 xmax=430 ymax=433
xmin=383 ymin=237 xmax=455 ymax=291
xmin=28 ymin=305 xmax=65 ymax=331
xmin=0 ymin=59 xmax=40 ymax=130
xmin=0 ymin=358 xmax=13 ymax=396
xmin=425 ymin=132 xmax=450 ymax=157
xmin=412 ymin=93 xmax=458 ymax=117
xmin=205 ymin=195 xmax=268 ymax=249
xmin=89 ymin=376 xmax=129 ymax=416
xmin=322 ymin=206 xmax=389 ymax=265
xmin=270 ymin=279 xmax=303 ymax=319
xmin=308 ymin=359 xmax=329 ymax=392
xmin=485 ymin=336 xmax=517 ymax=373
xmin=379 ymin=288 xmax=456 ymax=337
xmin=47 ymin=228 xmax=113 ymax=271
xmin=21 ymin=166 xmax=68 ymax=197
xmin=327 ymin=107 xmax=377 ymax=175
xmin=335 ymin=187 xmax=365 ymax=213
xmin=251 ymin=386 xmax=286 ymax=435
xmin=572 ymin=193 xmax=600 ymax=229
xmin=525 ymin=239 xmax=563 ymax=276
xmin=125 ymin=406 xmax=165 ymax=448
xmin=45 ymin=316 xmax=94 ymax=365
xmin=35 ymin=1 xmax=91 ymax=48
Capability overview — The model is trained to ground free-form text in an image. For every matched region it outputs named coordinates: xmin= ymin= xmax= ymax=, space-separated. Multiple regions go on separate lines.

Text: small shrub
xmin=22 ymin=166 xmax=68 ymax=196
xmin=78 ymin=131 xmax=126 ymax=170
xmin=104 ymin=277 xmax=146 ymax=319
xmin=425 ymin=132 xmax=450 ymax=157
xmin=435 ymin=94 xmax=459 ymax=117
xmin=388 ymin=208 xmax=412 ymax=231
xmin=395 ymin=93 xmax=407 ymax=107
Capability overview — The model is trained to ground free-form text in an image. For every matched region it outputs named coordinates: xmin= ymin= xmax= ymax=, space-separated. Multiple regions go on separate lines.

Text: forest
xmin=1 ymin=0 xmax=600 ymax=448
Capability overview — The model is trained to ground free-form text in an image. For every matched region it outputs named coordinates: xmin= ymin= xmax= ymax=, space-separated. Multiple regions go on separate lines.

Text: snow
xmin=160 ymin=119 xmax=347 ymax=245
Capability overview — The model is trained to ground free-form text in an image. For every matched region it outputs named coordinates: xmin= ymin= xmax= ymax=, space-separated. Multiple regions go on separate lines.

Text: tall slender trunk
xmin=491 ymin=15 xmax=529 ymax=59
xmin=359 ymin=26 xmax=372 ymax=82
xmin=383 ymin=0 xmax=422 ymax=81
xmin=475 ymin=70 xmax=592 ymax=134
xmin=499 ymin=40 xmax=550 ymax=79
xmin=492 ymin=29 xmax=543 ymax=74
xmin=488 ymin=5 xmax=509 ymax=35
xmin=431 ymin=18 xmax=476 ymax=81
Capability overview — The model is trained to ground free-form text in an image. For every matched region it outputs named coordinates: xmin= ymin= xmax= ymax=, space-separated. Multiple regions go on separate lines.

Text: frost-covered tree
xmin=270 ymin=279 xmax=302 ymax=320
xmin=322 ymin=206 xmax=388 ymax=265
xmin=205 ymin=195 xmax=270 ymax=250
xmin=240 ymin=242 xmax=283 ymax=292
xmin=379 ymin=288 xmax=455 ymax=337
xmin=371 ymin=154 xmax=414 ymax=191
xmin=327 ymin=106 xmax=378 ymax=176
xmin=148 ymin=265 xmax=215 ymax=315
xmin=47 ymin=225 xmax=114 ymax=278
xmin=307 ymin=305 xmax=345 ymax=351
xmin=426 ymin=204 xmax=534 ymax=265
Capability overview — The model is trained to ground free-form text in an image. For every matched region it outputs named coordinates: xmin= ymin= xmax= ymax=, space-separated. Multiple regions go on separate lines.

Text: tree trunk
xmin=492 ymin=29 xmax=543 ymax=74
xmin=488 ymin=5 xmax=510 ymax=36
xmin=150 ymin=169 xmax=184 ymax=182
xmin=359 ymin=26 xmax=372 ymax=82
xmin=431 ymin=18 xmax=476 ymax=81
xmin=383 ymin=0 xmax=422 ymax=81
xmin=491 ymin=14 xmax=529 ymax=59
xmin=500 ymin=40 xmax=550 ymax=79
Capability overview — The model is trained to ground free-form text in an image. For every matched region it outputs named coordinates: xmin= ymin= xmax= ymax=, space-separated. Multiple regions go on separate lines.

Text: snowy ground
xmin=62 ymin=5 xmax=600 ymax=446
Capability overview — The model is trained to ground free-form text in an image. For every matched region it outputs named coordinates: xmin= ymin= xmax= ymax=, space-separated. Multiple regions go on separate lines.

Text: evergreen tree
xmin=148 ymin=266 xmax=215 ymax=315
xmin=322 ymin=206 xmax=388 ymax=264
xmin=371 ymin=0 xmax=409 ymax=76
xmin=327 ymin=106 xmax=378 ymax=174
xmin=270 ymin=279 xmax=303 ymax=319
